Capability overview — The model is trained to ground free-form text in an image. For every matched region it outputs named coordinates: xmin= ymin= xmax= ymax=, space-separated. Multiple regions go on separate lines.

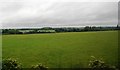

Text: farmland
xmin=2 ymin=31 xmax=118 ymax=68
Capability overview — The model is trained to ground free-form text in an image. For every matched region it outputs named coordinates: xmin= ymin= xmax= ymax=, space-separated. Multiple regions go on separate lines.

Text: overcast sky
xmin=0 ymin=0 xmax=119 ymax=29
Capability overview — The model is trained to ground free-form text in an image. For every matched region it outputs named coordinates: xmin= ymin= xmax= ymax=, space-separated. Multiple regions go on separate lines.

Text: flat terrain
xmin=2 ymin=31 xmax=118 ymax=68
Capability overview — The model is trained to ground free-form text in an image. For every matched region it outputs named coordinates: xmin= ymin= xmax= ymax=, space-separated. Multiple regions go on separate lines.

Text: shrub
xmin=88 ymin=56 xmax=110 ymax=69
xmin=31 ymin=63 xmax=48 ymax=70
xmin=88 ymin=56 xmax=118 ymax=70
xmin=2 ymin=58 xmax=21 ymax=70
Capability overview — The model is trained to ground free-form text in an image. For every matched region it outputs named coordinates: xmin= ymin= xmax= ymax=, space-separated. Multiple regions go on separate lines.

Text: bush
xmin=31 ymin=63 xmax=48 ymax=70
xmin=89 ymin=56 xmax=109 ymax=69
xmin=2 ymin=58 xmax=21 ymax=70
xmin=88 ymin=56 xmax=117 ymax=70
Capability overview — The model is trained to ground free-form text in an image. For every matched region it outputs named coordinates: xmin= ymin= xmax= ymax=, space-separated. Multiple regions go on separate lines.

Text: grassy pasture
xmin=2 ymin=31 xmax=118 ymax=68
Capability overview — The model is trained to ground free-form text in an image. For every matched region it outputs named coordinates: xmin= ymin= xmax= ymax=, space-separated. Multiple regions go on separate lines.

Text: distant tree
xmin=41 ymin=27 xmax=53 ymax=30
xmin=84 ymin=26 xmax=90 ymax=31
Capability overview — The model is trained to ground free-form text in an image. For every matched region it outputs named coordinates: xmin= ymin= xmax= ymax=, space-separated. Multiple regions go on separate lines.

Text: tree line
xmin=2 ymin=25 xmax=120 ymax=34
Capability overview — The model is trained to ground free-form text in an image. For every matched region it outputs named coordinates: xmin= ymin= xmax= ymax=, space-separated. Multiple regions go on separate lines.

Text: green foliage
xmin=88 ymin=56 xmax=118 ymax=70
xmin=31 ymin=63 xmax=48 ymax=70
xmin=2 ymin=58 xmax=48 ymax=70
xmin=2 ymin=58 xmax=21 ymax=70
xmin=88 ymin=56 xmax=109 ymax=69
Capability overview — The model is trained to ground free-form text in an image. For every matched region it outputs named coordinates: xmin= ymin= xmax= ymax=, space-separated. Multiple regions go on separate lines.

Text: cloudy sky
xmin=0 ymin=0 xmax=119 ymax=29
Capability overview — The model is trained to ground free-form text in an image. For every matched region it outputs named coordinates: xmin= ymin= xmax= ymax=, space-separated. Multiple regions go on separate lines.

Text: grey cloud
xmin=0 ymin=2 xmax=118 ymax=28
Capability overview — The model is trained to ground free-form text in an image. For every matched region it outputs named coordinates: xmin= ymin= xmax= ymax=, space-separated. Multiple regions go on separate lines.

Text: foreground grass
xmin=2 ymin=31 xmax=118 ymax=68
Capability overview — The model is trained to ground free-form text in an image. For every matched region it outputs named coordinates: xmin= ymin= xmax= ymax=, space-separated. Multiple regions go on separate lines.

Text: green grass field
xmin=2 ymin=31 xmax=118 ymax=68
